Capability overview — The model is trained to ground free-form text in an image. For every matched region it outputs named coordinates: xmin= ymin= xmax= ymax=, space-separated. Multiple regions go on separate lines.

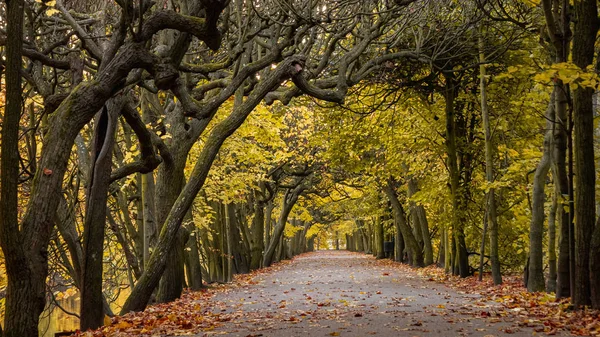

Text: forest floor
xmin=81 ymin=251 xmax=599 ymax=337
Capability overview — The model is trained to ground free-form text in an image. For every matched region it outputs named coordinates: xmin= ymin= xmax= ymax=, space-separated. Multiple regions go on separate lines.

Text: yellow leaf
xmin=115 ymin=321 xmax=132 ymax=329
xmin=103 ymin=315 xmax=112 ymax=326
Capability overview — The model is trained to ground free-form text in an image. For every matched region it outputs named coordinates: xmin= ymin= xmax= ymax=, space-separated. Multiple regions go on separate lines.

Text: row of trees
xmin=342 ymin=1 xmax=600 ymax=307
xmin=329 ymin=0 xmax=600 ymax=312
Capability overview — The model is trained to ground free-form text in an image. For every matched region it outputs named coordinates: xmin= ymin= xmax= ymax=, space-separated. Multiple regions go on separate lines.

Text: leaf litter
xmin=70 ymin=251 xmax=598 ymax=336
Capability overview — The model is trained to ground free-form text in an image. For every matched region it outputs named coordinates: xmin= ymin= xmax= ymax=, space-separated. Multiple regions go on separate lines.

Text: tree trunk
xmin=444 ymin=75 xmax=469 ymax=277
xmin=479 ymin=211 xmax=488 ymax=282
xmin=572 ymin=0 xmax=598 ymax=307
xmin=384 ymin=181 xmax=423 ymax=266
xmin=157 ymin=227 xmax=189 ymax=302
xmin=592 ymin=217 xmax=600 ymax=308
xmin=373 ymin=218 xmax=384 ymax=259
xmin=356 ymin=229 xmax=364 ymax=252
xmin=80 ymin=102 xmax=119 ymax=330
xmin=479 ymin=35 xmax=502 ymax=285
xmin=229 ymin=204 xmax=250 ymax=274
xmin=141 ymin=174 xmax=157 ymax=269
xmin=395 ymin=220 xmax=405 ymax=263
xmin=407 ymin=178 xmax=433 ymax=265
xmin=250 ymin=194 xmax=265 ymax=270
xmin=224 ymin=203 xmax=233 ymax=282
xmin=0 ymin=1 xmax=46 ymax=335
xmin=538 ymin=0 xmax=572 ymax=300
xmin=528 ymin=92 xmax=556 ymax=292
xmin=263 ymin=186 xmax=303 ymax=267
xmin=184 ymin=227 xmax=204 ymax=290
xmin=547 ymin=183 xmax=558 ymax=293
xmin=265 ymin=201 xmax=274 ymax=250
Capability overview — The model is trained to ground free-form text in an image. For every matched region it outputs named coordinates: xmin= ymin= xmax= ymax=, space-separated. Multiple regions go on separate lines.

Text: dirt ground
xmin=188 ymin=251 xmax=563 ymax=337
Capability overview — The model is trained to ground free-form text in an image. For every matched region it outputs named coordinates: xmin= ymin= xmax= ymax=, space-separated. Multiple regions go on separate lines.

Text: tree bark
xmin=443 ymin=75 xmax=469 ymax=277
xmin=157 ymin=226 xmax=189 ymax=302
xmin=528 ymin=92 xmax=556 ymax=292
xmin=0 ymin=1 xmax=43 ymax=336
xmin=572 ymin=0 xmax=598 ymax=308
xmin=538 ymin=0 xmax=572 ymax=300
xmin=250 ymin=194 xmax=266 ymax=270
xmin=479 ymin=34 xmax=501 ymax=284
xmin=407 ymin=178 xmax=433 ymax=265
xmin=263 ymin=186 xmax=303 ymax=267
xmin=80 ymin=102 xmax=119 ymax=330
xmin=373 ymin=218 xmax=384 ymax=259
xmin=184 ymin=226 xmax=204 ymax=290
xmin=265 ymin=201 xmax=274 ymax=250
xmin=547 ymin=181 xmax=558 ymax=293
xmin=384 ymin=180 xmax=423 ymax=266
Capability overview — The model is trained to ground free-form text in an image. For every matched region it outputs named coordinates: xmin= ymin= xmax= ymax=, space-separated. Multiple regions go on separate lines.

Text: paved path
xmin=192 ymin=251 xmax=561 ymax=337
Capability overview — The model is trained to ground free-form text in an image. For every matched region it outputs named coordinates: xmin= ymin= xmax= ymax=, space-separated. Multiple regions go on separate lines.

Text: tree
xmin=0 ymin=0 xmax=30 ymax=336
xmin=571 ymin=0 xmax=598 ymax=308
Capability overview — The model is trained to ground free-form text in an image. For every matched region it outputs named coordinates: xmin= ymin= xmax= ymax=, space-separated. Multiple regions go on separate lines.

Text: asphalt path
xmin=192 ymin=250 xmax=563 ymax=337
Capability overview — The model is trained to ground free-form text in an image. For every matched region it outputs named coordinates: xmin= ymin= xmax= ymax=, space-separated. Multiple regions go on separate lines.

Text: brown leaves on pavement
xmin=380 ymin=260 xmax=600 ymax=336
xmin=70 ymin=261 xmax=292 ymax=337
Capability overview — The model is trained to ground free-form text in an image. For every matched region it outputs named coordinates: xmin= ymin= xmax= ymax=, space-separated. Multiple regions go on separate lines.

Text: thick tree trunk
xmin=307 ymin=236 xmax=315 ymax=252
xmin=157 ymin=227 xmax=189 ymax=302
xmin=439 ymin=227 xmax=446 ymax=268
xmin=0 ymin=1 xmax=46 ymax=336
xmin=443 ymin=76 xmax=469 ymax=277
xmin=572 ymin=0 xmax=598 ymax=308
xmin=528 ymin=92 xmax=555 ymax=292
xmin=0 ymin=7 xmax=224 ymax=331
xmin=154 ymin=124 xmax=188 ymax=302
